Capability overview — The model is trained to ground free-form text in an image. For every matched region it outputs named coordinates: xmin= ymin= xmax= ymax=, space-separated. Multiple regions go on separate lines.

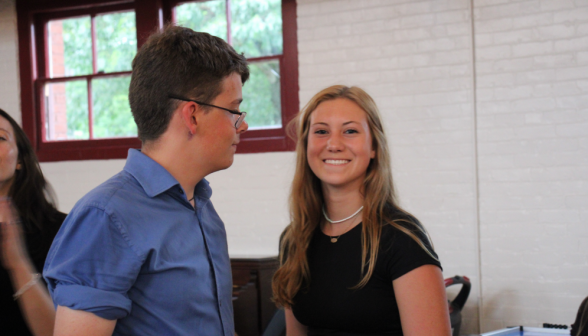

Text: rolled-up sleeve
xmin=44 ymin=205 xmax=143 ymax=320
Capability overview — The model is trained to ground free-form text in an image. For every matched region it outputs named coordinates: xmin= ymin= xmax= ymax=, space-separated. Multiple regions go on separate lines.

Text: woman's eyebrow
xmin=311 ymin=121 xmax=361 ymax=126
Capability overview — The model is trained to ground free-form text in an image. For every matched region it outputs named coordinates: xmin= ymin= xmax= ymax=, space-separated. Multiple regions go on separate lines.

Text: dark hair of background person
xmin=129 ymin=25 xmax=250 ymax=142
xmin=0 ymin=108 xmax=63 ymax=259
xmin=572 ymin=296 xmax=588 ymax=336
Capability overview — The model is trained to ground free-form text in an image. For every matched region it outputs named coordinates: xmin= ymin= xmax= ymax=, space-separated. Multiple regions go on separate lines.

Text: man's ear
xmin=179 ymin=102 xmax=199 ymax=135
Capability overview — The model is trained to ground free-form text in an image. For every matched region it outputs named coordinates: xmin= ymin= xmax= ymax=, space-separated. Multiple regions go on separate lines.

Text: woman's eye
xmin=344 ymin=129 xmax=359 ymax=134
xmin=314 ymin=129 xmax=327 ymax=135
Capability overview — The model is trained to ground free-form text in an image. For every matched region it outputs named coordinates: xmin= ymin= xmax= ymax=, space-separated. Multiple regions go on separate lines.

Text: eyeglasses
xmin=168 ymin=94 xmax=247 ymax=129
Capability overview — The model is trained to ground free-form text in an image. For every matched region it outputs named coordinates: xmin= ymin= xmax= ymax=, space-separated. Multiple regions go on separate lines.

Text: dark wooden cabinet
xmin=231 ymin=256 xmax=279 ymax=336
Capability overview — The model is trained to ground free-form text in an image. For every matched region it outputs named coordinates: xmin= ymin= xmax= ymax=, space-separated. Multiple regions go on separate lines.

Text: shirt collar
xmin=124 ymin=149 xmax=178 ymax=198
xmin=124 ymin=149 xmax=212 ymax=200
xmin=194 ymin=178 xmax=212 ymax=200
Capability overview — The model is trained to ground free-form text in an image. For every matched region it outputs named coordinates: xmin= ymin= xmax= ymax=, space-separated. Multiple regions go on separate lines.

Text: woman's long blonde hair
xmin=272 ymin=85 xmax=437 ymax=308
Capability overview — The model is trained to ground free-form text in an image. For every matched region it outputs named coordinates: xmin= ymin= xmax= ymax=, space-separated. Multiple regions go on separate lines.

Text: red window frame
xmin=17 ymin=0 xmax=298 ymax=162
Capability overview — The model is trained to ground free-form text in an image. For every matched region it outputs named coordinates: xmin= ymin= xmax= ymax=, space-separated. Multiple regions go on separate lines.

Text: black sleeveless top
xmin=291 ymin=220 xmax=441 ymax=336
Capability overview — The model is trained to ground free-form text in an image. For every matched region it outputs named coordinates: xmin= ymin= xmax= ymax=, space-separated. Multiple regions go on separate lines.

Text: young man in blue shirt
xmin=43 ymin=26 xmax=249 ymax=336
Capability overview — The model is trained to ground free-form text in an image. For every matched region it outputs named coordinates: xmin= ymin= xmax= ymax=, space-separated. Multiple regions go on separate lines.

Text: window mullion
xmin=90 ymin=14 xmax=96 ymax=140
xmin=226 ymin=0 xmax=232 ymax=45
xmin=43 ymin=83 xmax=50 ymax=140
xmin=87 ymin=78 xmax=94 ymax=140
xmin=91 ymin=14 xmax=98 ymax=73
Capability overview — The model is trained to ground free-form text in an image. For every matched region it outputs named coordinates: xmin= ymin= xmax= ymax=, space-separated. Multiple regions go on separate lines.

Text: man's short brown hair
xmin=129 ymin=25 xmax=249 ymax=142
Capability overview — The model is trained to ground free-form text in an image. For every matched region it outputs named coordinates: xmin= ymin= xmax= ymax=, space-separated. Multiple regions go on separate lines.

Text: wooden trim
xmin=91 ymin=14 xmax=97 ymax=74
xmin=36 ymin=137 xmax=141 ymax=162
xmin=87 ymin=79 xmax=94 ymax=139
xmin=89 ymin=15 xmax=97 ymax=139
xmin=40 ymin=71 xmax=133 ymax=83
xmin=246 ymin=54 xmax=281 ymax=63
xmin=34 ymin=3 xmax=135 ymax=21
xmin=225 ymin=0 xmax=232 ymax=45
xmin=136 ymin=0 xmax=163 ymax=47
xmin=237 ymin=136 xmax=288 ymax=154
xmin=23 ymin=0 xmax=132 ymax=13
xmin=280 ymin=0 xmax=299 ymax=151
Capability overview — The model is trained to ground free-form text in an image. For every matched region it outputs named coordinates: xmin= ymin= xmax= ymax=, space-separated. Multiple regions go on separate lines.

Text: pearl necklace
xmin=322 ymin=206 xmax=364 ymax=243
xmin=322 ymin=205 xmax=364 ymax=224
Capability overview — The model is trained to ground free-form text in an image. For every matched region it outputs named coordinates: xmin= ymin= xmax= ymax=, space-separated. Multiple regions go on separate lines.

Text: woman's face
xmin=306 ymin=98 xmax=375 ymax=192
xmin=0 ymin=116 xmax=19 ymax=194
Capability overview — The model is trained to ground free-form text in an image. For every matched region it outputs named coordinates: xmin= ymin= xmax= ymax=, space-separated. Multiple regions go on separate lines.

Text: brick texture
xmin=474 ymin=0 xmax=588 ymax=332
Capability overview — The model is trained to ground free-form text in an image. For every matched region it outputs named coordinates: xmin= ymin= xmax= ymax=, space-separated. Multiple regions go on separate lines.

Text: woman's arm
xmin=285 ymin=307 xmax=307 ymax=336
xmin=393 ymin=264 xmax=452 ymax=336
xmin=1 ymin=200 xmax=56 ymax=336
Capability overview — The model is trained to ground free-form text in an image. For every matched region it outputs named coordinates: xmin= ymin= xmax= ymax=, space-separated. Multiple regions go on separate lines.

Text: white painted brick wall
xmin=40 ymin=159 xmax=127 ymax=210
xmin=474 ymin=0 xmax=588 ymax=332
xmin=206 ymin=152 xmax=294 ymax=255
xmin=1 ymin=0 xmax=587 ymax=334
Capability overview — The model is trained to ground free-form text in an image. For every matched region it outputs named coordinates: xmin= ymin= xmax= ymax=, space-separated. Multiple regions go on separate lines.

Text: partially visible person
xmin=0 ymin=108 xmax=67 ymax=336
xmin=571 ymin=296 xmax=588 ymax=336
xmin=43 ymin=25 xmax=249 ymax=336
xmin=272 ymin=85 xmax=451 ymax=336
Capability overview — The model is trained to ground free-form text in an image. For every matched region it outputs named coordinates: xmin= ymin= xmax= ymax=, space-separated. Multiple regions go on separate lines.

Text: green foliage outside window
xmin=56 ymin=17 xmax=91 ymax=139
xmin=63 ymin=80 xmax=89 ymax=139
xmin=242 ymin=61 xmax=281 ymax=128
xmin=231 ymin=0 xmax=282 ymax=58
xmin=176 ymin=1 xmax=228 ymax=40
xmin=59 ymin=17 xmax=92 ymax=76
xmin=92 ymin=76 xmax=137 ymax=138
xmin=96 ymin=12 xmax=137 ymax=73
xmin=53 ymin=12 xmax=137 ymax=139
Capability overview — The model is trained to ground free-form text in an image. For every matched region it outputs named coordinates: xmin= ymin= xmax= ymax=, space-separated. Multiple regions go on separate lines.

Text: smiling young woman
xmin=272 ymin=85 xmax=452 ymax=336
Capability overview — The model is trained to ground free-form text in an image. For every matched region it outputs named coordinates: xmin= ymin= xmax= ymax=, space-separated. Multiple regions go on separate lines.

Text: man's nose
xmin=237 ymin=120 xmax=248 ymax=134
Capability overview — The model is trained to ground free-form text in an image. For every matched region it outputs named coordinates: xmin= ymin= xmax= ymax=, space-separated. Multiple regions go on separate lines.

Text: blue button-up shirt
xmin=44 ymin=149 xmax=234 ymax=336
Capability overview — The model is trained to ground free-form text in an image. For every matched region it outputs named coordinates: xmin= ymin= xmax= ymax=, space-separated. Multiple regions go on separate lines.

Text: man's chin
xmin=217 ymin=158 xmax=235 ymax=171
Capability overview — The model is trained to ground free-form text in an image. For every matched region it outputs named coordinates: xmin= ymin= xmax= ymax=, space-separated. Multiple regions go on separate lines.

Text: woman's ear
xmin=16 ymin=162 xmax=22 ymax=170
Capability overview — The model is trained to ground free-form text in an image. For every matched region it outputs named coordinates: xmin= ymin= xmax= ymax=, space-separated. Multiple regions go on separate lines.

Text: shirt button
xmin=179 ymin=189 xmax=183 ymax=194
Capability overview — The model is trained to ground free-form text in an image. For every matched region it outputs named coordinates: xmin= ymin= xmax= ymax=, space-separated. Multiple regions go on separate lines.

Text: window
xmin=175 ymin=0 xmax=283 ymax=130
xmin=44 ymin=12 xmax=137 ymax=140
xmin=16 ymin=0 xmax=298 ymax=161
